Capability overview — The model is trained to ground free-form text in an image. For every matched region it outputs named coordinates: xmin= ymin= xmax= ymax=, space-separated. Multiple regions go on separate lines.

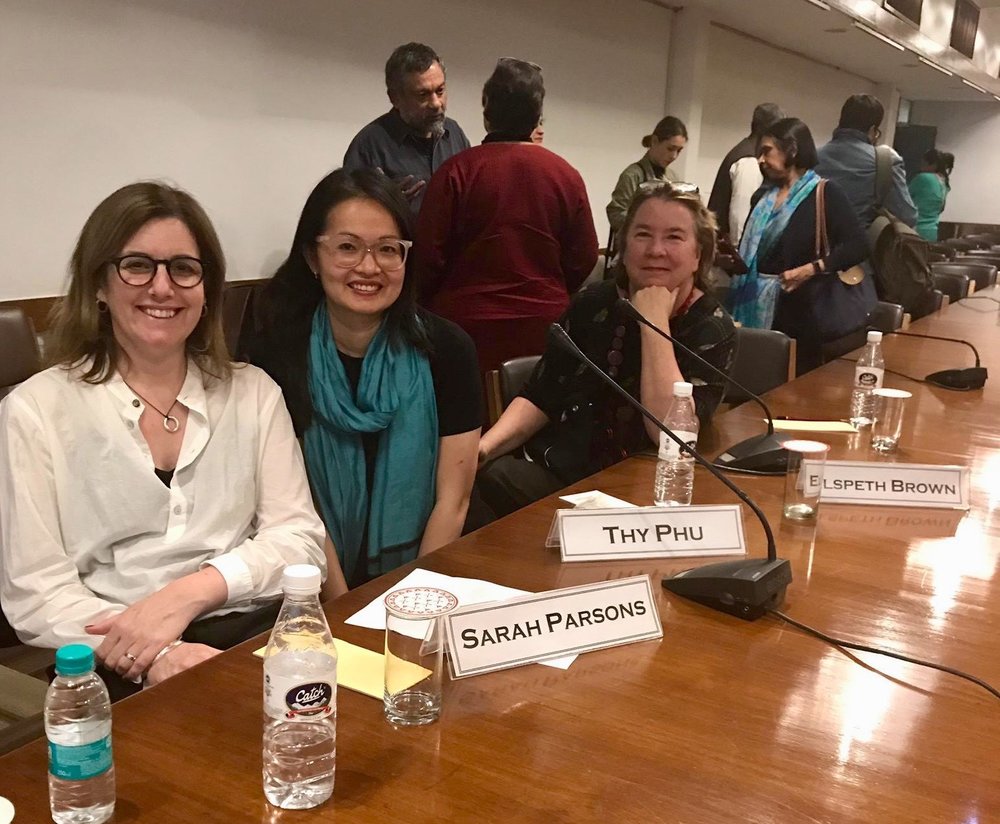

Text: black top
xmin=520 ymin=280 xmax=736 ymax=482
xmin=752 ymin=179 xmax=870 ymax=347
xmin=342 ymin=109 xmax=471 ymax=214
xmin=707 ymin=135 xmax=757 ymax=237
xmin=154 ymin=467 xmax=174 ymax=487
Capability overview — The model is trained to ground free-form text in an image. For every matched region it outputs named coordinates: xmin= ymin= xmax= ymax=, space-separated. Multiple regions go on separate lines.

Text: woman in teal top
xmin=909 ymin=149 xmax=952 ymax=242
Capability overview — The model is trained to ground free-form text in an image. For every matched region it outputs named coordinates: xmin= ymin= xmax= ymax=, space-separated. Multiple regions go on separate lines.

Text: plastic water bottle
xmin=849 ymin=331 xmax=885 ymax=427
xmin=653 ymin=381 xmax=699 ymax=506
xmin=45 ymin=644 xmax=115 ymax=824
xmin=263 ymin=564 xmax=337 ymax=810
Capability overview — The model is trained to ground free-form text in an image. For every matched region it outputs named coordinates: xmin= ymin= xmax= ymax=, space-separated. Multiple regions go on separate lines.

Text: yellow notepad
xmin=254 ymin=638 xmax=430 ymax=700
xmin=771 ymin=419 xmax=858 ymax=433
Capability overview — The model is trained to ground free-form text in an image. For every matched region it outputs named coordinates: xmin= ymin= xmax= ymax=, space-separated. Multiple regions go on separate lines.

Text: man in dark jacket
xmin=708 ymin=103 xmax=783 ymax=243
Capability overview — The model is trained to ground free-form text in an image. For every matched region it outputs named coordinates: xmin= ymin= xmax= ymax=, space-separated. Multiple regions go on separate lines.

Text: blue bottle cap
xmin=55 ymin=644 xmax=96 ymax=676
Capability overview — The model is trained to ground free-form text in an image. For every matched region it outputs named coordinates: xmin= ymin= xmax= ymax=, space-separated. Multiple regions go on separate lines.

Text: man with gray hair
xmin=344 ymin=42 xmax=470 ymax=213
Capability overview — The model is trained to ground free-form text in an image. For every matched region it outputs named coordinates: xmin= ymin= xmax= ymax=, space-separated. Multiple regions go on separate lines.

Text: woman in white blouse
xmin=0 ymin=182 xmax=326 ymax=698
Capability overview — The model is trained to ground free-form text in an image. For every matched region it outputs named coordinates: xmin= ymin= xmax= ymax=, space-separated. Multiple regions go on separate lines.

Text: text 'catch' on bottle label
xmin=854 ymin=366 xmax=884 ymax=390
xmin=265 ymin=675 xmax=335 ymax=721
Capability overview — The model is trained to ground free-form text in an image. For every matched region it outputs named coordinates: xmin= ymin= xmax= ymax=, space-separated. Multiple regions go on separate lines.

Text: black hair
xmin=761 ymin=117 xmax=819 ymax=170
xmin=256 ymin=168 xmax=430 ymax=432
xmin=385 ymin=42 xmax=442 ymax=95
xmin=642 ymin=116 xmax=687 ymax=148
xmin=482 ymin=59 xmax=544 ymax=137
xmin=925 ymin=148 xmax=954 ymax=189
xmin=750 ymin=103 xmax=784 ymax=137
xmin=838 ymin=94 xmax=884 ymax=133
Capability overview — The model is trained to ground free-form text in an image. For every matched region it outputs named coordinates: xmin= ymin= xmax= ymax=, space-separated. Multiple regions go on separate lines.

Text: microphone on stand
xmin=874 ymin=328 xmax=987 ymax=390
xmin=547 ymin=323 xmax=791 ymax=621
xmin=615 ymin=297 xmax=792 ymax=474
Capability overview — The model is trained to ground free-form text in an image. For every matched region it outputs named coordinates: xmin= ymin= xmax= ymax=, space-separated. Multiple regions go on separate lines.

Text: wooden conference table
xmin=2 ymin=293 xmax=999 ymax=822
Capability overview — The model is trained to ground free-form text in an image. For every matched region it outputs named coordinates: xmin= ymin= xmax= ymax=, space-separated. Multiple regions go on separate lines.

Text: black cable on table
xmin=767 ymin=608 xmax=1000 ymax=702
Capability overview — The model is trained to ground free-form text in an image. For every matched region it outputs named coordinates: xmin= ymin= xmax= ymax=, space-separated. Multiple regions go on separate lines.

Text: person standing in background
xmin=908 ymin=149 xmax=952 ymax=241
xmin=606 ymin=116 xmax=688 ymax=238
xmin=415 ymin=58 xmax=597 ymax=387
xmin=343 ymin=43 xmax=470 ymax=215
xmin=816 ymin=94 xmax=916 ymax=230
xmin=707 ymin=103 xmax=784 ymax=244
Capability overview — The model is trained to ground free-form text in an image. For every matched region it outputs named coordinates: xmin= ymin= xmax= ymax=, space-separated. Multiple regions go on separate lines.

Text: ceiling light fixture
xmin=852 ymin=21 xmax=905 ymax=51
xmin=918 ymin=57 xmax=953 ymax=76
xmin=962 ymin=79 xmax=988 ymax=94
xmin=803 ymin=0 xmax=831 ymax=9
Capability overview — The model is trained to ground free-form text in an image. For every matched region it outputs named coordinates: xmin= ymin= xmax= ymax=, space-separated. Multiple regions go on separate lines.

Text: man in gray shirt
xmin=816 ymin=94 xmax=917 ymax=229
xmin=343 ymin=43 xmax=470 ymax=214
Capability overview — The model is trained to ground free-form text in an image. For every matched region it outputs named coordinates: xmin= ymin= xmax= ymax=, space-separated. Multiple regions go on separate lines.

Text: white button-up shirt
xmin=0 ymin=361 xmax=326 ymax=649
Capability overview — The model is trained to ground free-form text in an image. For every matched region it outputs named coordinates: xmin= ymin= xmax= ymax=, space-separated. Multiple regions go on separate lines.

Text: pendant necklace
xmin=122 ymin=381 xmax=182 ymax=433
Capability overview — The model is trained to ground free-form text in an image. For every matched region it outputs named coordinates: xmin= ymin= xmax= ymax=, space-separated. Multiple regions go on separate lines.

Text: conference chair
xmin=485 ymin=355 xmax=541 ymax=425
xmin=931 ymin=272 xmax=971 ymax=304
xmin=943 ymin=238 xmax=978 ymax=253
xmin=929 ymin=289 xmax=946 ymax=313
xmin=933 ymin=261 xmax=998 ymax=292
xmin=221 ymin=283 xmax=258 ymax=361
xmin=927 ymin=242 xmax=957 ymax=261
xmin=723 ymin=328 xmax=794 ymax=406
xmin=961 ymin=233 xmax=1000 ymax=247
xmin=954 ymin=251 xmax=1000 ymax=269
xmin=867 ymin=301 xmax=905 ymax=333
xmin=0 ymin=307 xmax=42 ymax=400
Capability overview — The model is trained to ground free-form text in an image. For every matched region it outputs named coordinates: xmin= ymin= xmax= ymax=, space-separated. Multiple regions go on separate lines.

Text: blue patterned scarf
xmin=303 ymin=306 xmax=438 ymax=583
xmin=728 ymin=169 xmax=821 ymax=328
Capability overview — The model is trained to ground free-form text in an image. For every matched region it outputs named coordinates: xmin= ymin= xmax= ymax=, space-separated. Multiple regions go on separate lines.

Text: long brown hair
xmin=46 ymin=181 xmax=231 ymax=383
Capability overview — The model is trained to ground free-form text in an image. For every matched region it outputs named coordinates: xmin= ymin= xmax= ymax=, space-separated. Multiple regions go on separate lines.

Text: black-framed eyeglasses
xmin=109 ymin=254 xmax=205 ymax=288
xmin=497 ymin=56 xmax=542 ymax=72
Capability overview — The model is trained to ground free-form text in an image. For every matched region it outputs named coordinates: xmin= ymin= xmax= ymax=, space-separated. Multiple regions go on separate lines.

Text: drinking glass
xmin=782 ymin=440 xmax=830 ymax=522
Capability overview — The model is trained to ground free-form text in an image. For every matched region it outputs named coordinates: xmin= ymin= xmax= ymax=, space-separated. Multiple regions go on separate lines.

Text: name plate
xmin=444 ymin=576 xmax=662 ymax=678
xmin=816 ymin=460 xmax=969 ymax=509
xmin=557 ymin=505 xmax=746 ymax=562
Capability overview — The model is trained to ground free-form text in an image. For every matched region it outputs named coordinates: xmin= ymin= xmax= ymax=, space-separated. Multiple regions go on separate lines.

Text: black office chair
xmin=931 ymin=272 xmax=971 ymax=304
xmin=221 ymin=283 xmax=259 ymax=361
xmin=0 ymin=307 xmax=42 ymax=400
xmin=933 ymin=261 xmax=998 ymax=292
xmin=486 ymin=355 xmax=541 ymax=425
xmin=961 ymin=233 xmax=1000 ymax=248
xmin=943 ymin=238 xmax=978 ymax=253
xmin=929 ymin=289 xmax=946 ymax=312
xmin=953 ymin=251 xmax=1000 ymax=270
xmin=867 ymin=301 xmax=904 ymax=333
xmin=928 ymin=243 xmax=957 ymax=261
xmin=723 ymin=328 xmax=794 ymax=405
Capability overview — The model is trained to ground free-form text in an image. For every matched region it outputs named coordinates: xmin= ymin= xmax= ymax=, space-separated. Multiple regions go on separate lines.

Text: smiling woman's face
xmin=622 ymin=199 xmax=700 ymax=293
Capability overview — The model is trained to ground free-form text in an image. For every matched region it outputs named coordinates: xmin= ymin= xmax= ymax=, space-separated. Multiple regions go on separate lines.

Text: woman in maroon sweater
xmin=414 ymin=58 xmax=598 ymax=387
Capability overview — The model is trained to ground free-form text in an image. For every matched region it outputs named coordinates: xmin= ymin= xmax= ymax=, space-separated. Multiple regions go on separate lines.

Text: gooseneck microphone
xmin=615 ymin=297 xmax=792 ymax=474
xmin=548 ymin=323 xmax=791 ymax=620
xmin=875 ymin=328 xmax=987 ymax=390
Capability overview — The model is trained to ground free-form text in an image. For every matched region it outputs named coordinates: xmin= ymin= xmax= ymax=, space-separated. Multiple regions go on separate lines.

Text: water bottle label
xmin=854 ymin=366 xmax=884 ymax=390
xmin=265 ymin=673 xmax=336 ymax=721
xmin=658 ymin=430 xmax=697 ymax=460
xmin=48 ymin=736 xmax=112 ymax=780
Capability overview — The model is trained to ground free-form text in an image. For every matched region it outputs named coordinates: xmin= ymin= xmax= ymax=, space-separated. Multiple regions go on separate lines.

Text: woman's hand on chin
xmin=143 ymin=642 xmax=221 ymax=687
xmin=631 ymin=285 xmax=678 ymax=324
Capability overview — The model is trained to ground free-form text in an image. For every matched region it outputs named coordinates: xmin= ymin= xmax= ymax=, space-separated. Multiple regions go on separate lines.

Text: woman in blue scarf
xmin=250 ymin=169 xmax=482 ymax=596
xmin=727 ymin=118 xmax=870 ymax=374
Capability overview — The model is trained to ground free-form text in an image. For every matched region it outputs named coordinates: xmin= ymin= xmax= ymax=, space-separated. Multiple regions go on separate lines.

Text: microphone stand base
xmin=713 ymin=433 xmax=794 ymax=474
xmin=662 ymin=558 xmax=792 ymax=621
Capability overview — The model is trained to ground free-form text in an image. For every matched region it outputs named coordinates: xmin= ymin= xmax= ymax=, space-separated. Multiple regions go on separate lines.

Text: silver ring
xmin=124 ymin=653 xmax=137 ymax=663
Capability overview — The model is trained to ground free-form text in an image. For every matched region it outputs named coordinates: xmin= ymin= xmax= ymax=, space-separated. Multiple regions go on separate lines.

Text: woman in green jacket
xmin=908 ymin=149 xmax=952 ymax=242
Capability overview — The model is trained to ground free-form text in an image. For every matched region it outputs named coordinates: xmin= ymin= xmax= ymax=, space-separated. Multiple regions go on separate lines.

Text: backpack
xmin=867 ymin=146 xmax=937 ymax=318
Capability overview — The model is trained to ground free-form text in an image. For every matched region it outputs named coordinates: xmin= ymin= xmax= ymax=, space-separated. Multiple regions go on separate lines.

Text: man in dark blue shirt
xmin=343 ymin=42 xmax=470 ymax=215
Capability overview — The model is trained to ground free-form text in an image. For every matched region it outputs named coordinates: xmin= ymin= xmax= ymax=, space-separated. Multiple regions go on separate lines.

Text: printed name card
xmin=444 ymin=576 xmax=662 ymax=678
xmin=816 ymin=460 xmax=969 ymax=509
xmin=556 ymin=505 xmax=747 ymax=562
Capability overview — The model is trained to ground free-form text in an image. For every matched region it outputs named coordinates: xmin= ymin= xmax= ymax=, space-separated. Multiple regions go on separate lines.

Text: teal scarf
xmin=728 ymin=169 xmax=821 ymax=328
xmin=303 ymin=306 xmax=438 ymax=583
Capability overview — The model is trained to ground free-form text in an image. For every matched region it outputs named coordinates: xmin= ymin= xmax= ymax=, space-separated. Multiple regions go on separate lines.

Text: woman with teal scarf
xmin=250 ymin=169 xmax=482 ymax=596
xmin=727 ymin=118 xmax=870 ymax=373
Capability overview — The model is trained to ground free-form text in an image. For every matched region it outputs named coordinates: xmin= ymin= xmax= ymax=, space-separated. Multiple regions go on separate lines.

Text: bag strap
xmin=814 ymin=179 xmax=830 ymax=260
xmin=874 ymin=145 xmax=892 ymax=210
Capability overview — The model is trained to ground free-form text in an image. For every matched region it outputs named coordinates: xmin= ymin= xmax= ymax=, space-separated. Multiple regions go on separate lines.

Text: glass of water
xmin=384 ymin=587 xmax=457 ymax=727
xmin=871 ymin=388 xmax=912 ymax=453
xmin=782 ymin=440 xmax=829 ymax=522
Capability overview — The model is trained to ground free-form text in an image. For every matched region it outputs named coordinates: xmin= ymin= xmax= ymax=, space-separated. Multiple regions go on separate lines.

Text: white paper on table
xmin=559 ymin=491 xmax=638 ymax=509
xmin=344 ymin=569 xmax=577 ymax=670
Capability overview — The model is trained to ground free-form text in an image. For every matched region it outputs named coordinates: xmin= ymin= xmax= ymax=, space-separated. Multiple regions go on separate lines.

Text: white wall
xmin=693 ymin=25 xmax=877 ymax=197
xmin=0 ymin=0 xmax=672 ymax=300
xmin=910 ymin=100 xmax=1000 ymax=224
